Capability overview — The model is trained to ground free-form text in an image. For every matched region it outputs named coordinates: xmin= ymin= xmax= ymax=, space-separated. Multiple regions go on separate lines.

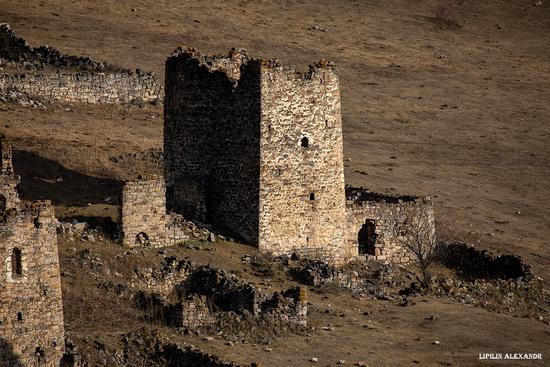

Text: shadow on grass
xmin=13 ymin=149 xmax=122 ymax=206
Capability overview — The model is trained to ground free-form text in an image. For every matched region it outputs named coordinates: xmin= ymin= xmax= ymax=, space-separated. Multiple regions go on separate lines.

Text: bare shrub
xmin=396 ymin=211 xmax=438 ymax=289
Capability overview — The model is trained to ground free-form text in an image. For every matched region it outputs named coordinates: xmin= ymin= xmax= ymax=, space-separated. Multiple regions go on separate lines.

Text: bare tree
xmin=396 ymin=210 xmax=438 ymax=289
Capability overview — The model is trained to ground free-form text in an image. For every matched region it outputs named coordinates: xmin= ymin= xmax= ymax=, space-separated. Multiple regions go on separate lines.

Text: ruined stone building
xmin=0 ymin=139 xmax=20 ymax=212
xmin=163 ymin=46 xmax=435 ymax=264
xmin=0 ymin=200 xmax=65 ymax=367
xmin=164 ymin=47 xmax=353 ymax=263
xmin=121 ymin=175 xmax=189 ymax=248
xmin=0 ymin=139 xmax=65 ymax=366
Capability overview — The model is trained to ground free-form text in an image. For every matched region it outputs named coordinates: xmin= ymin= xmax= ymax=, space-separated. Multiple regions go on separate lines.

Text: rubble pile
xmin=134 ymin=260 xmax=309 ymax=339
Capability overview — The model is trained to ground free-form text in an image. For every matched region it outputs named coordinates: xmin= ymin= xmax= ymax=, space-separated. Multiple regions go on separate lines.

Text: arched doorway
xmin=135 ymin=232 xmax=150 ymax=247
xmin=358 ymin=219 xmax=376 ymax=255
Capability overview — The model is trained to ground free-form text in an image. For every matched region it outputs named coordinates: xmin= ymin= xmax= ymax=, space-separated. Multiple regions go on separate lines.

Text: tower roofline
xmin=167 ymin=46 xmax=338 ymax=82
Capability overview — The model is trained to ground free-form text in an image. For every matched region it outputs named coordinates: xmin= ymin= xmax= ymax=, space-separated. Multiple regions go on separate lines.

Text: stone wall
xmin=0 ymin=23 xmax=114 ymax=71
xmin=0 ymin=71 xmax=162 ymax=104
xmin=136 ymin=262 xmax=308 ymax=329
xmin=0 ymin=139 xmax=20 ymax=211
xmin=345 ymin=187 xmax=435 ymax=264
xmin=121 ymin=176 xmax=188 ymax=248
xmin=0 ymin=23 xmax=162 ymax=104
xmin=164 ymin=47 xmax=261 ymax=242
xmin=0 ymin=201 xmax=65 ymax=367
xmin=258 ymin=60 xmax=351 ymax=262
xmin=164 ymin=47 xmax=353 ymax=264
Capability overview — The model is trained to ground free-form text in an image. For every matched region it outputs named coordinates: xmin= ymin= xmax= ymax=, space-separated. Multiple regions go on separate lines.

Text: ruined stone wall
xmin=164 ymin=48 xmax=261 ymax=242
xmin=258 ymin=61 xmax=352 ymax=263
xmin=346 ymin=188 xmax=435 ymax=264
xmin=0 ymin=201 xmax=65 ymax=367
xmin=121 ymin=177 xmax=188 ymax=248
xmin=0 ymin=71 xmax=162 ymax=104
xmin=0 ymin=23 xmax=112 ymax=71
xmin=0 ymin=139 xmax=20 ymax=211
xmin=0 ymin=23 xmax=162 ymax=104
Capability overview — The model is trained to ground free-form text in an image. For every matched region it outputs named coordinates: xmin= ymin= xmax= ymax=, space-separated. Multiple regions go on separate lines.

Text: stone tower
xmin=0 ymin=201 xmax=65 ymax=366
xmin=164 ymin=47 xmax=355 ymax=262
xmin=0 ymin=139 xmax=20 ymax=211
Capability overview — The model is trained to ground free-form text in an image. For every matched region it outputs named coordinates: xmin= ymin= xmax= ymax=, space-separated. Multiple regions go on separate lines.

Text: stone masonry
xmin=121 ymin=176 xmax=188 ymax=248
xmin=0 ymin=200 xmax=65 ymax=367
xmin=164 ymin=47 xmax=354 ymax=264
xmin=0 ymin=72 xmax=162 ymax=104
xmin=346 ymin=186 xmax=435 ymax=264
xmin=0 ymin=23 xmax=163 ymax=104
xmin=0 ymin=139 xmax=20 ymax=211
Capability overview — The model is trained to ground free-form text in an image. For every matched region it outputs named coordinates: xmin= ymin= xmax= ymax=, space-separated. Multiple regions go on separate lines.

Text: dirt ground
xmin=1 ymin=0 xmax=550 ymax=365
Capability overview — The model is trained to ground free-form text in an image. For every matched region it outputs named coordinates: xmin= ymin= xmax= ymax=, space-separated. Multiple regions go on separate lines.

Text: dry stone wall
xmin=0 ymin=71 xmax=161 ymax=104
xmin=164 ymin=47 xmax=354 ymax=264
xmin=0 ymin=23 xmax=163 ymax=104
xmin=0 ymin=23 xmax=114 ymax=71
xmin=121 ymin=176 xmax=188 ymax=248
xmin=0 ymin=139 xmax=20 ymax=211
xmin=345 ymin=187 xmax=435 ymax=264
xmin=0 ymin=201 xmax=65 ymax=367
xmin=136 ymin=261 xmax=308 ymax=329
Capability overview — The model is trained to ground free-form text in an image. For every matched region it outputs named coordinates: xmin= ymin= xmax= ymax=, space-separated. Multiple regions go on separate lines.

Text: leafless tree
xmin=396 ymin=210 xmax=438 ymax=289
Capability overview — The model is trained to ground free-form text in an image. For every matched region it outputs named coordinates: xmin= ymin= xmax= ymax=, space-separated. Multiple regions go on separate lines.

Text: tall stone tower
xmin=0 ymin=201 xmax=65 ymax=366
xmin=165 ymin=47 xmax=355 ymax=263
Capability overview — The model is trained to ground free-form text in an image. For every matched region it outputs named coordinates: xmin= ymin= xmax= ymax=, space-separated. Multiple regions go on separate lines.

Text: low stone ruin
xmin=135 ymin=258 xmax=308 ymax=332
xmin=345 ymin=186 xmax=435 ymax=264
xmin=121 ymin=176 xmax=189 ymax=247
xmin=437 ymin=242 xmax=532 ymax=280
xmin=120 ymin=175 xmax=220 ymax=248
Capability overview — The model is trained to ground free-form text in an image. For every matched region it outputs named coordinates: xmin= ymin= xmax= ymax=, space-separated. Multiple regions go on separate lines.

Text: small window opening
xmin=309 ymin=193 xmax=315 ymax=201
xmin=17 ymin=312 xmax=23 ymax=321
xmin=12 ymin=248 xmax=22 ymax=277
xmin=301 ymin=137 xmax=309 ymax=148
xmin=35 ymin=347 xmax=45 ymax=358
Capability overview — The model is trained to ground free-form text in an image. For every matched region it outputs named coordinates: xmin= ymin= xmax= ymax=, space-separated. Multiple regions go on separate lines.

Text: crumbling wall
xmin=0 ymin=201 xmax=65 ymax=367
xmin=0 ymin=23 xmax=163 ymax=104
xmin=346 ymin=187 xmax=435 ymax=264
xmin=136 ymin=292 xmax=214 ymax=328
xmin=164 ymin=47 xmax=261 ymax=242
xmin=134 ymin=257 xmax=194 ymax=294
xmin=0 ymin=139 xmax=20 ymax=211
xmin=258 ymin=60 xmax=351 ymax=263
xmin=121 ymin=176 xmax=188 ymax=248
xmin=0 ymin=23 xmax=113 ymax=71
xmin=438 ymin=243 xmax=532 ymax=280
xmin=185 ymin=266 xmax=261 ymax=316
xmin=136 ymin=262 xmax=308 ymax=330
